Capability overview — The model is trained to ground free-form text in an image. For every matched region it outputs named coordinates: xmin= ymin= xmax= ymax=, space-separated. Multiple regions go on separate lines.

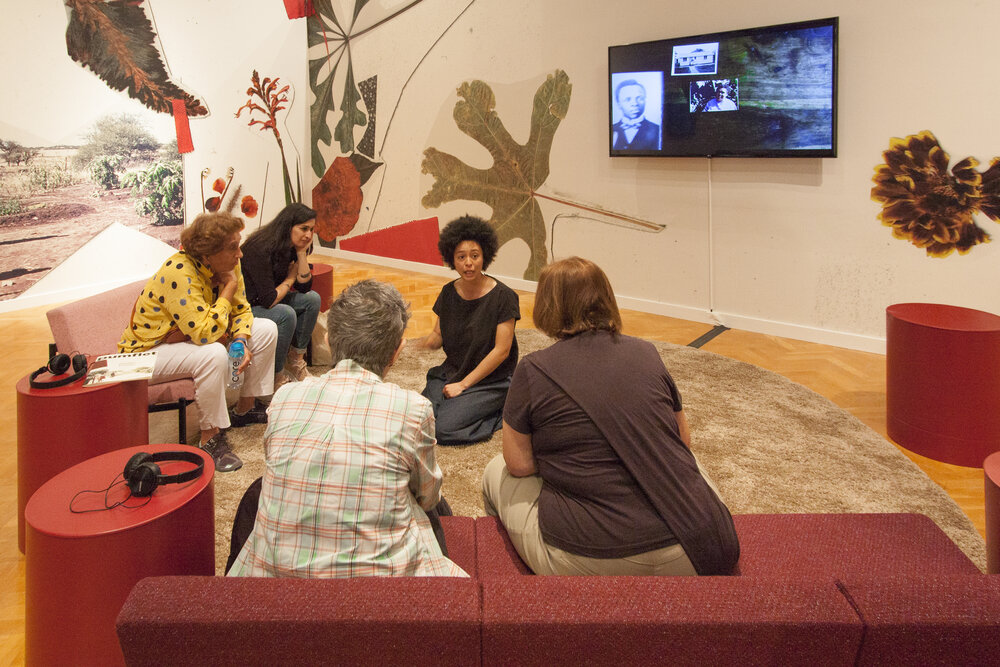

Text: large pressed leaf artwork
xmin=64 ymin=0 xmax=207 ymax=118
xmin=422 ymin=70 xmax=572 ymax=280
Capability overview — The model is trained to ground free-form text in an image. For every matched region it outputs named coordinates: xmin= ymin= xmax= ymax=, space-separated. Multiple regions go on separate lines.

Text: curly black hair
xmin=437 ymin=215 xmax=499 ymax=270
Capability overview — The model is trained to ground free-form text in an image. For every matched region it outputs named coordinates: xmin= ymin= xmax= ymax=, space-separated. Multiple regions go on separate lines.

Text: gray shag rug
xmin=205 ymin=328 xmax=985 ymax=574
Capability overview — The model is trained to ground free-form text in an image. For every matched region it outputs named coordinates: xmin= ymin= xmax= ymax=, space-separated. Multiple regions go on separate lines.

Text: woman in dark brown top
xmin=482 ymin=256 xmax=739 ymax=575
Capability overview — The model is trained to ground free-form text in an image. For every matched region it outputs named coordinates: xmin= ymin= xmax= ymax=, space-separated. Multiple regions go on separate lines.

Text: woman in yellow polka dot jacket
xmin=117 ymin=211 xmax=278 ymax=472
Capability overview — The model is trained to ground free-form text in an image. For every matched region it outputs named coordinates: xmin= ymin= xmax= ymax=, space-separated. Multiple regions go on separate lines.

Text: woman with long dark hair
xmin=241 ymin=203 xmax=322 ymax=388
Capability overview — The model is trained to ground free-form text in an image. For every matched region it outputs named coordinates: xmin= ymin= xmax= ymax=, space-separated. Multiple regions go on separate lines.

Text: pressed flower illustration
xmin=203 ymin=168 xmax=233 ymax=213
xmin=871 ymin=131 xmax=1000 ymax=256
xmin=199 ymin=167 xmax=255 ymax=217
xmin=236 ymin=70 xmax=301 ymax=207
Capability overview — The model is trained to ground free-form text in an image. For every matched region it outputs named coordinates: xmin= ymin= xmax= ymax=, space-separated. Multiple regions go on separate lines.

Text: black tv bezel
xmin=608 ymin=16 xmax=839 ymax=159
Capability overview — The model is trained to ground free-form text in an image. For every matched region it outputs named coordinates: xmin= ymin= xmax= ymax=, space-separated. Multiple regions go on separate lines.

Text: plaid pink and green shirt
xmin=229 ymin=360 xmax=468 ymax=578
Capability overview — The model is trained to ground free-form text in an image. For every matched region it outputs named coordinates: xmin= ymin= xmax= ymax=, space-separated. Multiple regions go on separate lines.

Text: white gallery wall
xmin=320 ymin=0 xmax=1000 ymax=352
xmin=7 ymin=0 xmax=1000 ymax=354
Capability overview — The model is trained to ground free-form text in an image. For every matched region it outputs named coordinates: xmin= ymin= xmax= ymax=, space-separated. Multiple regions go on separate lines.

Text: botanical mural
xmin=872 ymin=130 xmax=1000 ymax=257
xmin=0 ymin=1 xmax=187 ymax=301
xmin=307 ymin=0 xmax=395 ymax=247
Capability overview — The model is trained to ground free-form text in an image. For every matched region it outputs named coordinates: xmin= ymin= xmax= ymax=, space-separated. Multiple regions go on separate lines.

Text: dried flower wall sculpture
xmin=64 ymin=0 xmax=207 ymax=118
xmin=236 ymin=71 xmax=301 ymax=208
xmin=422 ymin=70 xmax=572 ymax=280
xmin=871 ymin=130 xmax=1000 ymax=256
xmin=200 ymin=167 xmax=258 ymax=219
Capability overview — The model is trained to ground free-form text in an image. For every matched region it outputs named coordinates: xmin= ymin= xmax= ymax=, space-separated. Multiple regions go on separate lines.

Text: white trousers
xmin=150 ymin=318 xmax=277 ymax=431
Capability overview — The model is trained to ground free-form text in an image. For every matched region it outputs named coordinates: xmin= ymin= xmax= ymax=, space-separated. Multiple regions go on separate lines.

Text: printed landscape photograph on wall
xmin=0 ymin=0 xmax=193 ymax=301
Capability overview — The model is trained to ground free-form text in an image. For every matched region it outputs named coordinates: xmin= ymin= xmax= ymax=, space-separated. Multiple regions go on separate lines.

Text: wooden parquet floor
xmin=0 ymin=254 xmax=986 ymax=664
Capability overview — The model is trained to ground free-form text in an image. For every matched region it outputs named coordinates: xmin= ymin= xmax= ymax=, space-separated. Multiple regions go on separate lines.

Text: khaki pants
xmin=481 ymin=454 xmax=697 ymax=576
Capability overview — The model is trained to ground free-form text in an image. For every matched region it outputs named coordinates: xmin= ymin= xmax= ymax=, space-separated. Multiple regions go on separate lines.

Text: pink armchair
xmin=45 ymin=280 xmax=196 ymax=443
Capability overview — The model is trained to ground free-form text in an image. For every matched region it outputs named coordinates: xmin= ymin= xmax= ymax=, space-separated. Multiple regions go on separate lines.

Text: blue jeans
xmin=252 ymin=290 xmax=321 ymax=373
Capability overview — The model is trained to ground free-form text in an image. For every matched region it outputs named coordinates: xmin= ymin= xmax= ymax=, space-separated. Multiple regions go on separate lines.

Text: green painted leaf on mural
xmin=352 ymin=0 xmax=372 ymax=23
xmin=422 ymin=70 xmax=572 ymax=280
xmin=335 ymin=62 xmax=366 ymax=154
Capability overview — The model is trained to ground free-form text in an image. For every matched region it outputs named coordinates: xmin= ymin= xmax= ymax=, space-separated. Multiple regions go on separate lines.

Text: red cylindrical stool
xmin=986 ymin=452 xmax=1000 ymax=574
xmin=16 ymin=373 xmax=148 ymax=552
xmin=311 ymin=262 xmax=334 ymax=311
xmin=25 ymin=444 xmax=215 ymax=667
xmin=886 ymin=303 xmax=1000 ymax=467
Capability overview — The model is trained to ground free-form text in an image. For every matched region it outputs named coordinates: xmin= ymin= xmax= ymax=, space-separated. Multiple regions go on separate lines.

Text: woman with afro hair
xmin=414 ymin=215 xmax=520 ymax=445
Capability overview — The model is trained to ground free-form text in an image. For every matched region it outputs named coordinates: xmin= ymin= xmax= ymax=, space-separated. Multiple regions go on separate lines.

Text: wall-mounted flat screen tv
xmin=608 ymin=17 xmax=838 ymax=158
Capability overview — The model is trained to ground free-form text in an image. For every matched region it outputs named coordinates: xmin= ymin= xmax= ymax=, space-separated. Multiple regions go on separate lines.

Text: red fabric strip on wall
xmin=171 ymin=99 xmax=194 ymax=154
xmin=282 ymin=0 xmax=315 ymax=19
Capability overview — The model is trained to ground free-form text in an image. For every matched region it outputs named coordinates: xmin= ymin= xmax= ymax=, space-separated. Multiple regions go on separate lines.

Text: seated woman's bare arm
xmin=675 ymin=408 xmax=691 ymax=448
xmin=502 ymin=420 xmax=537 ymax=477
xmin=444 ymin=318 xmax=515 ymax=398
xmin=411 ymin=317 xmax=443 ymax=350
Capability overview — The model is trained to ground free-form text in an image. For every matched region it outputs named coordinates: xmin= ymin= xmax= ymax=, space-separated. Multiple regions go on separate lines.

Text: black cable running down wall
xmin=687 ymin=325 xmax=730 ymax=349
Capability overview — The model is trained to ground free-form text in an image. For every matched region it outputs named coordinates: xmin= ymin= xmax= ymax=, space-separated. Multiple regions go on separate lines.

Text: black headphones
xmin=123 ymin=451 xmax=205 ymax=497
xmin=30 ymin=353 xmax=88 ymax=389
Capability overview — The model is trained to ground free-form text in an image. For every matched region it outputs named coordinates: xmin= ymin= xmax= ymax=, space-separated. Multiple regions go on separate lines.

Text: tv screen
xmin=608 ymin=17 xmax=838 ymax=158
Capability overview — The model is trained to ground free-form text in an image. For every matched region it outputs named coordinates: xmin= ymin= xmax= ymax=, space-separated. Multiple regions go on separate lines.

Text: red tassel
xmin=171 ymin=99 xmax=194 ymax=154
xmin=283 ymin=0 xmax=314 ymax=19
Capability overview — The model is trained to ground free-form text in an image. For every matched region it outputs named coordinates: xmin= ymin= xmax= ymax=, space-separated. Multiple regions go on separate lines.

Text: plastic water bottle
xmin=227 ymin=340 xmax=245 ymax=389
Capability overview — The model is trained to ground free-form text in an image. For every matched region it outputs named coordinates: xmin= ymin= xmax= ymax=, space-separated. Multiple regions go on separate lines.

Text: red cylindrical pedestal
xmin=886 ymin=303 xmax=1000 ymax=467
xmin=985 ymin=452 xmax=1000 ymax=574
xmin=16 ymin=373 xmax=149 ymax=552
xmin=312 ymin=262 xmax=334 ymax=311
xmin=25 ymin=444 xmax=215 ymax=667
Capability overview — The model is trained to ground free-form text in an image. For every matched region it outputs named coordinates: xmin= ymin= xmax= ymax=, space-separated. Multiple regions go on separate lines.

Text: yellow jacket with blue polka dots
xmin=117 ymin=251 xmax=255 ymax=352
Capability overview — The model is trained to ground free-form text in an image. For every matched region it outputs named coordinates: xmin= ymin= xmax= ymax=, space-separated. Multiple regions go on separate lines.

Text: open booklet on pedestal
xmin=83 ymin=351 xmax=158 ymax=387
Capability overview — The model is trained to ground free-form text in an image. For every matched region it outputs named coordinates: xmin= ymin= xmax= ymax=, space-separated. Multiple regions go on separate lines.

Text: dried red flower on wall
xmin=241 ymin=196 xmax=259 ymax=218
xmin=871 ymin=130 xmax=990 ymax=256
xmin=205 ymin=196 xmax=222 ymax=213
xmin=311 ymin=157 xmax=363 ymax=242
xmin=212 ymin=178 xmax=227 ymax=194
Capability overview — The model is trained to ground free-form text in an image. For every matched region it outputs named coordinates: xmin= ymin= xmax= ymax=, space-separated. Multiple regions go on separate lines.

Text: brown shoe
xmin=285 ymin=350 xmax=309 ymax=382
xmin=273 ymin=370 xmax=293 ymax=391
xmin=201 ymin=431 xmax=243 ymax=473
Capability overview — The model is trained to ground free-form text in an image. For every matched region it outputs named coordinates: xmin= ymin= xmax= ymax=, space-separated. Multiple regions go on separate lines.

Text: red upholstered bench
xmin=117 ymin=514 xmax=993 ymax=667
xmin=472 ymin=513 xmax=981 ymax=579
xmin=440 ymin=515 xmax=477 ymax=577
xmin=481 ymin=576 xmax=863 ymax=666
xmin=117 ymin=576 xmax=482 ymax=667
xmin=730 ymin=513 xmax=981 ymax=577
xmin=841 ymin=574 xmax=1000 ymax=665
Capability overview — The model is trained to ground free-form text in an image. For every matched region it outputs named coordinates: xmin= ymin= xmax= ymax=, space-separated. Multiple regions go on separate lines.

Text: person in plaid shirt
xmin=228 ymin=279 xmax=467 ymax=578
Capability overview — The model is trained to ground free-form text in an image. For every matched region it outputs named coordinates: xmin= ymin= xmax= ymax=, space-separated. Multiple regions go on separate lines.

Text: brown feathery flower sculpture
xmin=871 ymin=130 xmax=993 ymax=256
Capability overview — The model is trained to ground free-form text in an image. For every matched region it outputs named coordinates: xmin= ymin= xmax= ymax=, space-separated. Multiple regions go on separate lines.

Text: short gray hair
xmin=327 ymin=279 xmax=411 ymax=376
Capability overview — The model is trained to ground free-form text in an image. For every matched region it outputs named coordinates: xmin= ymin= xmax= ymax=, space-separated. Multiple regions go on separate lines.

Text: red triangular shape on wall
xmin=339 ymin=218 xmax=442 ymax=266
